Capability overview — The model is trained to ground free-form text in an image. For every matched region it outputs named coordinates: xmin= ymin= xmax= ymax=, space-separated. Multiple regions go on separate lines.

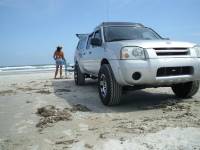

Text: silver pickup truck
xmin=74 ymin=22 xmax=200 ymax=106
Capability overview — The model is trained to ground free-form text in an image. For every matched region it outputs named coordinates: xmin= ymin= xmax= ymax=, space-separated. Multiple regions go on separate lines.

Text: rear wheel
xmin=98 ymin=64 xmax=122 ymax=106
xmin=74 ymin=64 xmax=85 ymax=85
xmin=172 ymin=81 xmax=199 ymax=98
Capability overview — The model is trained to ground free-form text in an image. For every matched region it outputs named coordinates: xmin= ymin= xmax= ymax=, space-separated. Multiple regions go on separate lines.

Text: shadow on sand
xmin=52 ymin=79 xmax=181 ymax=113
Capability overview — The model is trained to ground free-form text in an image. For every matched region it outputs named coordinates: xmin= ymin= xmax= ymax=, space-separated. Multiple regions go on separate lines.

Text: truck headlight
xmin=121 ymin=47 xmax=146 ymax=60
xmin=193 ymin=45 xmax=200 ymax=57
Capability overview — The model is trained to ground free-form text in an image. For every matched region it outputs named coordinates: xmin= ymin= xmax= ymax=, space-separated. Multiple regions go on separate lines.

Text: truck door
xmin=76 ymin=34 xmax=88 ymax=72
xmin=87 ymin=29 xmax=104 ymax=75
xmin=82 ymin=33 xmax=94 ymax=73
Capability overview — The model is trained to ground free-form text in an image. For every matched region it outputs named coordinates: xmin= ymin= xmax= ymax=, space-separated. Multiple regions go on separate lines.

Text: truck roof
xmin=96 ymin=22 xmax=144 ymax=28
xmin=76 ymin=22 xmax=145 ymax=38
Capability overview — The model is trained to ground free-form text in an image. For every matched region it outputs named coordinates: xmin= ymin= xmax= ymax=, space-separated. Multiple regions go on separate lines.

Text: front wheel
xmin=171 ymin=81 xmax=199 ymax=98
xmin=74 ymin=64 xmax=85 ymax=85
xmin=98 ymin=64 xmax=122 ymax=106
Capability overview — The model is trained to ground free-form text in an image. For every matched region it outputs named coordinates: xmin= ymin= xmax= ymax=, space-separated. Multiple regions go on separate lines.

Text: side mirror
xmin=91 ymin=38 xmax=102 ymax=46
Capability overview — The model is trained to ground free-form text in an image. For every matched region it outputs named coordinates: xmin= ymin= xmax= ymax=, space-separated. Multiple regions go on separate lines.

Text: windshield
xmin=104 ymin=26 xmax=162 ymax=42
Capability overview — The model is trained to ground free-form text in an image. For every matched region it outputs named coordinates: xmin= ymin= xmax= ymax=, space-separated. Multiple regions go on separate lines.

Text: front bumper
xmin=109 ymin=58 xmax=200 ymax=86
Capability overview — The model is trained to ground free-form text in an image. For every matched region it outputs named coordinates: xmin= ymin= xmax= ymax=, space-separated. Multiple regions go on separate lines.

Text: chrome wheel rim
xmin=100 ymin=74 xmax=107 ymax=98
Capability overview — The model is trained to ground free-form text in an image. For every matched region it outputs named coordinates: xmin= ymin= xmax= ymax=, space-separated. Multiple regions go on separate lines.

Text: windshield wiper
xmin=108 ymin=38 xmax=131 ymax=42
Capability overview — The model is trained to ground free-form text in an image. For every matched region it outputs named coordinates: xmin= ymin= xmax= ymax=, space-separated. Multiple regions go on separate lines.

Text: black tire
xmin=98 ymin=64 xmax=122 ymax=106
xmin=74 ymin=64 xmax=85 ymax=85
xmin=172 ymin=81 xmax=199 ymax=98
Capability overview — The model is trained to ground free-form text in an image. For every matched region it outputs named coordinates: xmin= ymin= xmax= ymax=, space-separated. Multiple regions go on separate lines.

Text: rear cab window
xmin=77 ymin=37 xmax=87 ymax=50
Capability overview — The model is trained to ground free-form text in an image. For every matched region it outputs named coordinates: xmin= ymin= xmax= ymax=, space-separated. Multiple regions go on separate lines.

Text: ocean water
xmin=0 ymin=64 xmax=74 ymax=74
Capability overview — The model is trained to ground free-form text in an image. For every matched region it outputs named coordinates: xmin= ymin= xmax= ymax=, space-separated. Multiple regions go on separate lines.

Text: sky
xmin=0 ymin=0 xmax=200 ymax=66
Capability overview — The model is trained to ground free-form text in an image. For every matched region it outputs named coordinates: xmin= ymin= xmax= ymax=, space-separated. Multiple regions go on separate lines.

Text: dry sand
xmin=0 ymin=71 xmax=200 ymax=150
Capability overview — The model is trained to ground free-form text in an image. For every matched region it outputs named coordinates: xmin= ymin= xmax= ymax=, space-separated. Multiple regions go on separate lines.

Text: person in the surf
xmin=53 ymin=46 xmax=66 ymax=79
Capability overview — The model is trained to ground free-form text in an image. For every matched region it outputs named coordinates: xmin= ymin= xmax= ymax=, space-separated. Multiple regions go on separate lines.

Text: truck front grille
xmin=157 ymin=66 xmax=193 ymax=77
xmin=154 ymin=48 xmax=189 ymax=56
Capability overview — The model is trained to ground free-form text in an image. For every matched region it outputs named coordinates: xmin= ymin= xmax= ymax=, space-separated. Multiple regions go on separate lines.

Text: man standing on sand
xmin=53 ymin=46 xmax=65 ymax=79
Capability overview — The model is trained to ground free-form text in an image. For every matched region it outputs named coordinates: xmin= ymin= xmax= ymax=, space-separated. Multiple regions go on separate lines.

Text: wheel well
xmin=101 ymin=59 xmax=109 ymax=65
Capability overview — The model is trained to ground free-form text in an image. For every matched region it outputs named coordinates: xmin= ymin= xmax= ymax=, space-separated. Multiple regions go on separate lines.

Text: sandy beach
xmin=0 ymin=71 xmax=200 ymax=150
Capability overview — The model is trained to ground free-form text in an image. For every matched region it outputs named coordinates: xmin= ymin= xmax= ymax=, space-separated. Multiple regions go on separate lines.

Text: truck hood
xmin=106 ymin=40 xmax=196 ymax=49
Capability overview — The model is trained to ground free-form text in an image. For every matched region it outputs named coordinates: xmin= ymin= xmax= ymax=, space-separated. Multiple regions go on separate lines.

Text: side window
xmin=92 ymin=30 xmax=102 ymax=48
xmin=86 ymin=33 xmax=93 ymax=49
xmin=94 ymin=30 xmax=102 ymax=40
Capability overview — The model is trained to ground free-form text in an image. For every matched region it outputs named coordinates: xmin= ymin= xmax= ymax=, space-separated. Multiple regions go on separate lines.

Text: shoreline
xmin=0 ymin=70 xmax=55 ymax=76
xmin=0 ymin=63 xmax=74 ymax=76
xmin=0 ymin=69 xmax=74 ymax=76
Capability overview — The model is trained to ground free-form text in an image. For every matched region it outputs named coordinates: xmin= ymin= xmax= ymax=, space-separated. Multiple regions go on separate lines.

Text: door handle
xmin=89 ymin=51 xmax=92 ymax=54
xmin=82 ymin=52 xmax=86 ymax=55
